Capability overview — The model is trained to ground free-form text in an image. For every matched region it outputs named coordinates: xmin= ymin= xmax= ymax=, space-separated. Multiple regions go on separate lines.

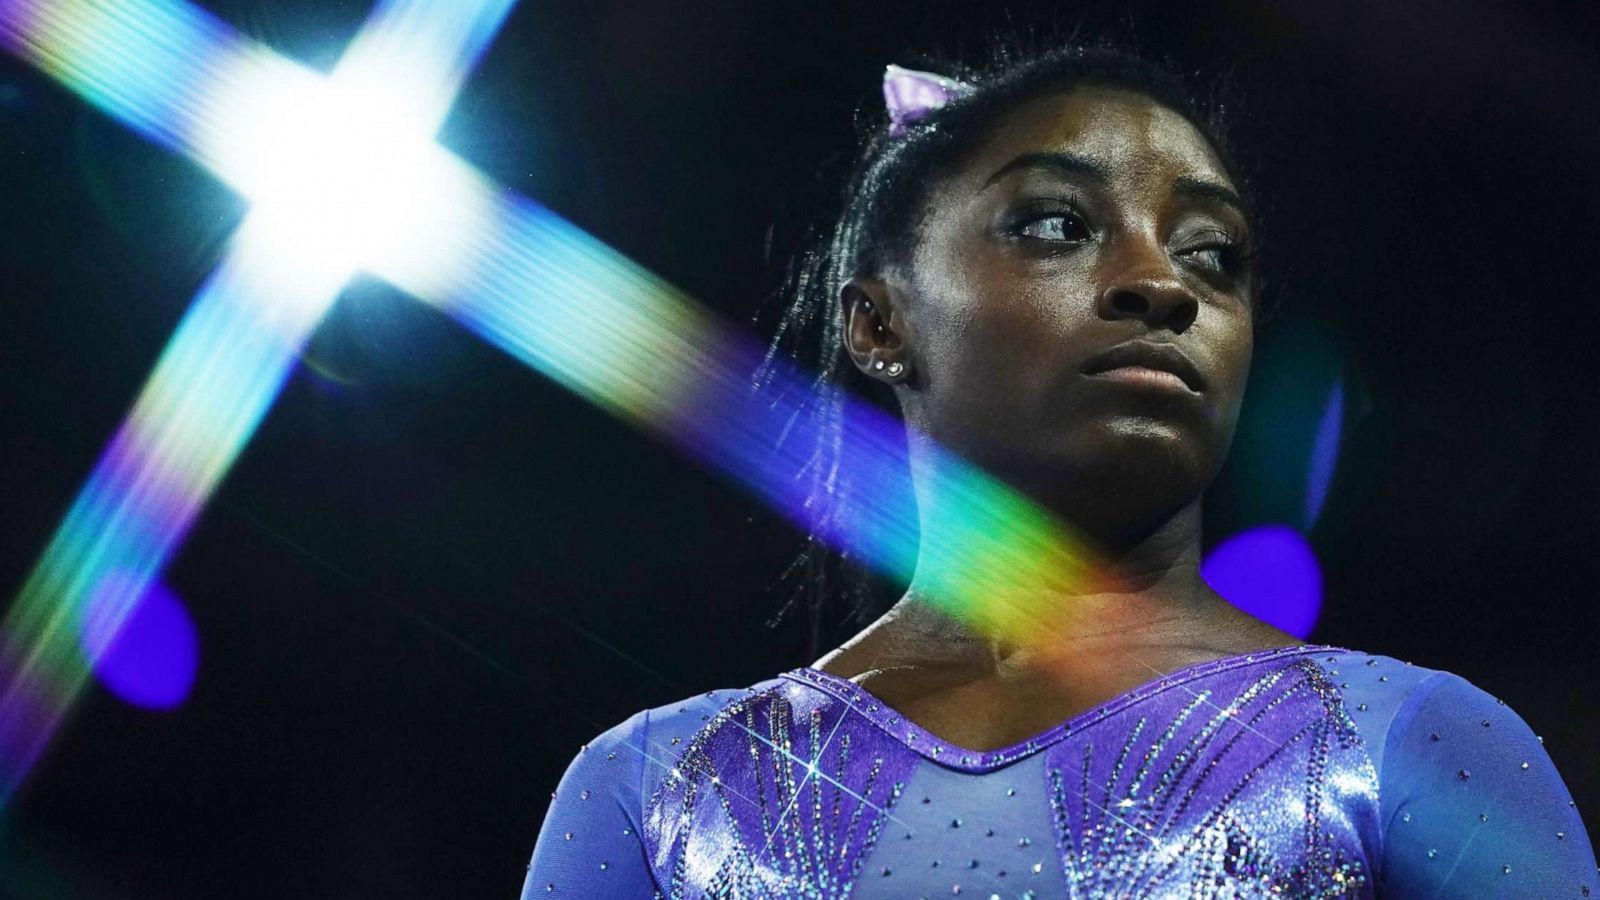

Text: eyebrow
xmin=983 ymin=152 xmax=1250 ymax=222
xmin=983 ymin=152 xmax=1110 ymax=187
xmin=1171 ymin=175 xmax=1250 ymax=222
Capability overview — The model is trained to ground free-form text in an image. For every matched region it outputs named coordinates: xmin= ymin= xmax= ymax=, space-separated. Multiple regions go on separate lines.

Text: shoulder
xmin=639 ymin=679 xmax=791 ymax=744
xmin=1307 ymin=648 xmax=1555 ymax=782
xmin=1304 ymin=649 xmax=1452 ymax=775
xmin=1357 ymin=654 xmax=1561 ymax=804
xmin=572 ymin=674 xmax=795 ymax=805
xmin=1307 ymin=649 xmax=1547 ymax=778
xmin=527 ymin=674 xmax=796 ymax=893
xmin=1315 ymin=649 xmax=1596 ymax=894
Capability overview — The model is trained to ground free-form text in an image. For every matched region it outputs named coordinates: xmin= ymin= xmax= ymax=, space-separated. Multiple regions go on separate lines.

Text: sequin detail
xmin=585 ymin=646 xmax=1599 ymax=898
xmin=1041 ymin=656 xmax=1379 ymax=897
xmin=644 ymin=681 xmax=915 ymax=898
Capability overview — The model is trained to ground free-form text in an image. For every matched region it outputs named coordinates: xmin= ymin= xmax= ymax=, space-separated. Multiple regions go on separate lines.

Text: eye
xmin=1008 ymin=204 xmax=1092 ymax=243
xmin=1182 ymin=245 xmax=1229 ymax=272
xmin=1178 ymin=229 xmax=1250 ymax=275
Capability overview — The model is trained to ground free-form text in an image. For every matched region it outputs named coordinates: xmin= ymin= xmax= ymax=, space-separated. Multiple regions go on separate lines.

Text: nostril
xmin=1170 ymin=303 xmax=1197 ymax=333
xmin=1109 ymin=291 xmax=1150 ymax=316
xmin=1103 ymin=285 xmax=1198 ymax=333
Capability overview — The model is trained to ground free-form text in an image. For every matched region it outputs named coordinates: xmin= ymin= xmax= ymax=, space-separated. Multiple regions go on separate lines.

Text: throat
xmin=819 ymin=638 xmax=1308 ymax=754
xmin=832 ymin=655 xmax=1168 ymax=752
xmin=887 ymin=674 xmax=1142 ymax=752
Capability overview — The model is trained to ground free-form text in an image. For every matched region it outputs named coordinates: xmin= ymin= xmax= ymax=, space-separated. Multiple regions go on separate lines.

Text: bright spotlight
xmin=0 ymin=0 xmax=517 ymax=800
xmin=205 ymin=55 xmax=471 ymax=287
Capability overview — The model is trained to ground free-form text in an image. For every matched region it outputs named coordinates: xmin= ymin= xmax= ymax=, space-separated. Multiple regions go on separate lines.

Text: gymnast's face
xmin=845 ymin=86 xmax=1255 ymax=542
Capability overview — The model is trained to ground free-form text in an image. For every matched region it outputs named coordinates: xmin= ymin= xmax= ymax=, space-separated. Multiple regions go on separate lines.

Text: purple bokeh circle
xmin=1201 ymin=524 xmax=1323 ymax=639
xmin=78 ymin=576 xmax=199 ymax=711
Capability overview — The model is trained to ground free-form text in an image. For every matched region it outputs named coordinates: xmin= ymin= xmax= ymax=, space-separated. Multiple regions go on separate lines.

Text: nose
xmin=1095 ymin=237 xmax=1199 ymax=334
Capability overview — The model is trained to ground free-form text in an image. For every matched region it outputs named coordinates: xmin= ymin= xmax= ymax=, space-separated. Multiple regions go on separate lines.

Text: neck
xmin=816 ymin=487 xmax=1297 ymax=683
xmin=898 ymin=499 xmax=1223 ymax=669
xmin=813 ymin=432 xmax=1304 ymax=681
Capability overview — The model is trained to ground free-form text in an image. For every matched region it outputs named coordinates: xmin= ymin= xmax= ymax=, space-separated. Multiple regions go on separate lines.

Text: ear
xmin=840 ymin=276 xmax=911 ymax=383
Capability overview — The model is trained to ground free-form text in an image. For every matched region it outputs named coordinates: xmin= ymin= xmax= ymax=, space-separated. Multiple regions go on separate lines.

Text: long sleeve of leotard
xmin=522 ymin=710 xmax=660 ymax=898
xmin=1376 ymin=671 xmax=1596 ymax=898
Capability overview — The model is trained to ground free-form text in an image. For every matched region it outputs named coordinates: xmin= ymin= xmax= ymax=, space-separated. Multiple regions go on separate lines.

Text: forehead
xmin=952 ymin=85 xmax=1234 ymax=192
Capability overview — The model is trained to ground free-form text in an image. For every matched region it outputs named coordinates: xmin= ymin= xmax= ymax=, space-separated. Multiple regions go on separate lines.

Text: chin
xmin=1018 ymin=426 xmax=1219 ymax=532
xmin=1078 ymin=414 xmax=1217 ymax=474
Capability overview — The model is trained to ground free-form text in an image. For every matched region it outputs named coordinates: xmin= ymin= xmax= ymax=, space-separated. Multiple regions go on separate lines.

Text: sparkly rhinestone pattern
xmin=1040 ymin=655 xmax=1378 ymax=896
xmin=643 ymin=680 xmax=915 ymax=898
xmin=523 ymin=647 xmax=1597 ymax=898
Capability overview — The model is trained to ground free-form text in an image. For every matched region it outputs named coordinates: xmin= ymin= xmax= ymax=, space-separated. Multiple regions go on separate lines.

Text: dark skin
xmin=813 ymin=86 xmax=1303 ymax=752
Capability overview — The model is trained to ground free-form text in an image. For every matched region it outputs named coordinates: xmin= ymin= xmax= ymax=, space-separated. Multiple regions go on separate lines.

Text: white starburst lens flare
xmin=203 ymin=55 xmax=473 ymax=287
xmin=0 ymin=0 xmax=1123 ymax=808
xmin=0 ymin=0 xmax=517 ymax=800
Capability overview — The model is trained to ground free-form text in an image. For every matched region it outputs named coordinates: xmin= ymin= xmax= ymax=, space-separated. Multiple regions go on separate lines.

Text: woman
xmin=522 ymin=43 xmax=1595 ymax=898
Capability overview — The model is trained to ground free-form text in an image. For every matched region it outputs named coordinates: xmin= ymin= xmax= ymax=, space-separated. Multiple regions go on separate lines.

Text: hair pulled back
xmin=755 ymin=37 xmax=1261 ymax=658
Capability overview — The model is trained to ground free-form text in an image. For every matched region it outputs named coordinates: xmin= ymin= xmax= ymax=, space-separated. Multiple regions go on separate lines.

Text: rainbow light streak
xmin=0 ymin=0 xmax=1113 ymax=800
xmin=0 ymin=231 xmax=335 ymax=789
xmin=0 ymin=0 xmax=231 ymax=153
xmin=383 ymin=181 xmax=1107 ymax=643
xmin=0 ymin=0 xmax=514 ymax=798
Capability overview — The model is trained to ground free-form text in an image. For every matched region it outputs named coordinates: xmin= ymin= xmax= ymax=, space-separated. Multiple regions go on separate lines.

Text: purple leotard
xmin=523 ymin=645 xmax=1596 ymax=897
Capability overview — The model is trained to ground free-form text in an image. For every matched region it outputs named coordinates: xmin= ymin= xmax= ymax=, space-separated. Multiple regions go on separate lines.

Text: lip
xmin=1079 ymin=340 xmax=1206 ymax=393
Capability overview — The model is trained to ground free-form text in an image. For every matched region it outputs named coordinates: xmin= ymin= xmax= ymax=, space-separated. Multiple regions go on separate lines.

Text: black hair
xmin=754 ymin=36 xmax=1269 ymax=660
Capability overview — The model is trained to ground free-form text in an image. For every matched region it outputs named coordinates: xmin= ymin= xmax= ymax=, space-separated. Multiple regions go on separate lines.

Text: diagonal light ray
xmin=0 ymin=0 xmax=231 ymax=153
xmin=0 ymin=0 xmax=515 ymax=799
xmin=0 ymin=0 xmax=1116 ymax=807
xmin=0 ymin=228 xmax=341 ymax=789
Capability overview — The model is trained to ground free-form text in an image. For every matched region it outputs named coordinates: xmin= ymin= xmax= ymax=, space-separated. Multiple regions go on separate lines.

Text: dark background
xmin=2 ymin=0 xmax=1597 ymax=896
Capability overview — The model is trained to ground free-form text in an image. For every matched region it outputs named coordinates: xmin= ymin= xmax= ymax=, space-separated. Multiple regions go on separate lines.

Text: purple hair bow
xmin=883 ymin=64 xmax=975 ymax=137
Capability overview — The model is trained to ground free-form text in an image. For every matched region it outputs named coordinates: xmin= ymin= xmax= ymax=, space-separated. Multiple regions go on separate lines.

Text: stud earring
xmin=872 ymin=360 xmax=886 ymax=370
xmin=885 ymin=361 xmax=905 ymax=378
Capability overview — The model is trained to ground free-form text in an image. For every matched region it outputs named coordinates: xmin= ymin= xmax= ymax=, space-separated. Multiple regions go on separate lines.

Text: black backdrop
xmin=1 ymin=1 xmax=1596 ymax=896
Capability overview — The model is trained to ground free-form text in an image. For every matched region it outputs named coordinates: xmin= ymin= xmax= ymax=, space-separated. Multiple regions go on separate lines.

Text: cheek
xmin=921 ymin=241 xmax=1099 ymax=345
xmin=1214 ymin=311 xmax=1255 ymax=400
xmin=1193 ymin=313 xmax=1254 ymax=458
xmin=913 ymin=261 xmax=1085 ymax=397
xmin=922 ymin=256 xmax=1121 ymax=433
xmin=905 ymin=274 xmax=1036 ymax=445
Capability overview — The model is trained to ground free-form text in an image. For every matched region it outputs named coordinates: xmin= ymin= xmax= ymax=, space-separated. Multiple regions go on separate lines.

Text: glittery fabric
xmin=523 ymin=646 xmax=1598 ymax=898
xmin=645 ymin=679 xmax=917 ymax=896
xmin=1036 ymin=654 xmax=1376 ymax=897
